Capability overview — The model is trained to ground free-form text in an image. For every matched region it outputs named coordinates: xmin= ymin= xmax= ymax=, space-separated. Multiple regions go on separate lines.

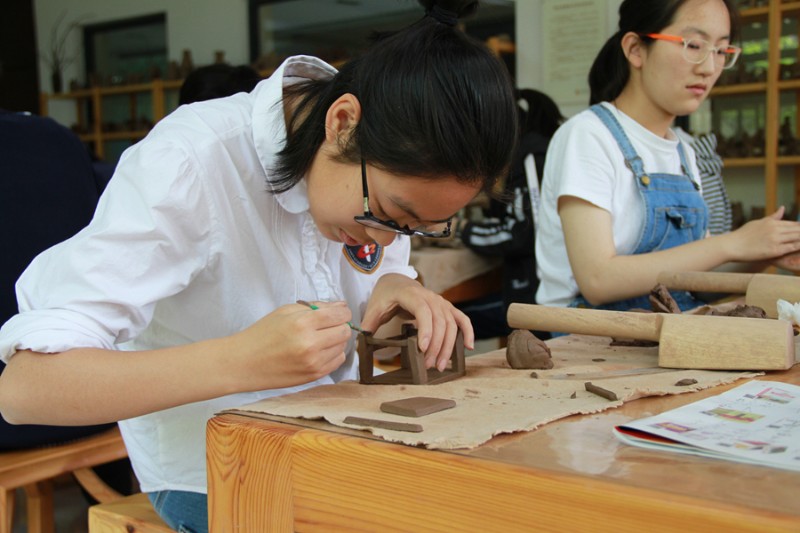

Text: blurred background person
xmin=179 ymin=63 xmax=262 ymax=105
xmin=674 ymin=125 xmax=733 ymax=235
xmin=458 ymin=88 xmax=564 ymax=339
xmin=0 ymin=108 xmax=133 ymax=495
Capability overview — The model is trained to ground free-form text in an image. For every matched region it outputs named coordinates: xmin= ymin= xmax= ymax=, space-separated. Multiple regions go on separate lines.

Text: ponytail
xmin=588 ymin=32 xmax=628 ymax=105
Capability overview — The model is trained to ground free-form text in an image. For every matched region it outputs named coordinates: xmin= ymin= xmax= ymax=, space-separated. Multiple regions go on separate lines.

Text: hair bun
xmin=418 ymin=1 xmax=479 ymax=26
xmin=427 ymin=5 xmax=459 ymax=26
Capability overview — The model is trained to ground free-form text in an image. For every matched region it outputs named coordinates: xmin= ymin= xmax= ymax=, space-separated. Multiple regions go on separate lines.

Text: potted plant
xmin=41 ymin=11 xmax=89 ymax=93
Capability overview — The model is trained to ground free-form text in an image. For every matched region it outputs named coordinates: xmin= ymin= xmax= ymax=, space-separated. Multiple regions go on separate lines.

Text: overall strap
xmin=675 ymin=140 xmax=700 ymax=190
xmin=590 ymin=104 xmax=647 ymax=180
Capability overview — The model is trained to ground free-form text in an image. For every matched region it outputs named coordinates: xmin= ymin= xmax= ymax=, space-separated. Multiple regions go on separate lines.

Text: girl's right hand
xmin=229 ymin=301 xmax=353 ymax=391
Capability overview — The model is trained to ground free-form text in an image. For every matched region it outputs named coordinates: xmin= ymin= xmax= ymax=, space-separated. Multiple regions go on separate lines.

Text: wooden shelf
xmin=722 ymin=157 xmax=767 ymax=167
xmin=49 ymin=88 xmax=93 ymax=99
xmin=50 ymin=79 xmax=184 ymax=98
xmin=721 ymin=156 xmax=800 ymax=167
xmin=102 ymin=130 xmax=150 ymax=141
xmin=99 ymin=83 xmax=154 ymax=95
xmin=740 ymin=5 xmax=770 ymax=18
xmin=780 ymin=1 xmax=800 ymax=15
xmin=710 ymin=0 xmax=800 ymax=214
xmin=41 ymin=78 xmax=183 ymax=160
xmin=778 ymin=78 xmax=800 ymax=90
xmin=711 ymin=82 xmax=767 ymax=95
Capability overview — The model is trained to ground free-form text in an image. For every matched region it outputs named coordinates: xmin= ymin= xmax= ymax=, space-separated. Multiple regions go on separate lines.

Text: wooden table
xmin=409 ymin=246 xmax=502 ymax=303
xmin=207 ymin=357 xmax=800 ymax=532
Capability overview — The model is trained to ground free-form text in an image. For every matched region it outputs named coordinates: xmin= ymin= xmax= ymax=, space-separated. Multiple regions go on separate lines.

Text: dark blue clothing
xmin=458 ymin=131 xmax=547 ymax=339
xmin=0 ymin=111 xmax=100 ymax=327
xmin=0 ymin=110 xmax=113 ymax=450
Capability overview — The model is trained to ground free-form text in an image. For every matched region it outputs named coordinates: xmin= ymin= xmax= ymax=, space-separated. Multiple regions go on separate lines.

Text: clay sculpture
xmin=357 ymin=323 xmax=465 ymax=385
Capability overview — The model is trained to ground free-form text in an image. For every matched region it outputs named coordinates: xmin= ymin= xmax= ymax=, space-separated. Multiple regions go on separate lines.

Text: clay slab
xmin=380 ymin=396 xmax=457 ymax=417
xmin=343 ymin=416 xmax=423 ymax=433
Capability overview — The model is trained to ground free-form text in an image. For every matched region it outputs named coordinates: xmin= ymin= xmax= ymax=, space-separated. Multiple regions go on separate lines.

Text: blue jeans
xmin=148 ymin=491 xmax=208 ymax=533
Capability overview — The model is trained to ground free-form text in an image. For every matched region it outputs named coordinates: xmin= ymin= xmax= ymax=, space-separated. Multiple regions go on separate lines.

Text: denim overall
xmin=569 ymin=104 xmax=708 ymax=312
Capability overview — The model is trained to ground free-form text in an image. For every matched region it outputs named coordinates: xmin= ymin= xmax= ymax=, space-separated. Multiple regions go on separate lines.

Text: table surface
xmin=207 ymin=338 xmax=800 ymax=533
xmin=409 ymin=245 xmax=501 ymax=297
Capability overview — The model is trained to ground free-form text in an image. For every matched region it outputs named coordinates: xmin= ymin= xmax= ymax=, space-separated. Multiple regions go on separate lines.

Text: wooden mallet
xmin=507 ymin=303 xmax=796 ymax=370
xmin=657 ymin=271 xmax=800 ymax=319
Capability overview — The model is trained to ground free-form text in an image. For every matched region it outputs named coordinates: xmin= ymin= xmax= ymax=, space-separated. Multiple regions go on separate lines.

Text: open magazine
xmin=614 ymin=380 xmax=800 ymax=472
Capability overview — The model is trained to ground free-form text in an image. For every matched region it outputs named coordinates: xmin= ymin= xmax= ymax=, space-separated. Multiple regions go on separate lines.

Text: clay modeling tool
xmin=296 ymin=300 xmax=365 ymax=333
xmin=535 ymin=367 xmax=676 ymax=380
xmin=507 ymin=303 xmax=795 ymax=371
xmin=657 ymin=271 xmax=800 ymax=319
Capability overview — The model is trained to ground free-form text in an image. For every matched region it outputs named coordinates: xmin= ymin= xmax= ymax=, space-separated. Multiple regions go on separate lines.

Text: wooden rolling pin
xmin=507 ymin=303 xmax=796 ymax=370
xmin=657 ymin=271 xmax=800 ymax=318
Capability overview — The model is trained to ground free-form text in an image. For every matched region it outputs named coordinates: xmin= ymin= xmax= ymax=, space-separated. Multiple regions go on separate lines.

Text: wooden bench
xmin=0 ymin=425 xmax=128 ymax=533
xmin=89 ymin=493 xmax=171 ymax=532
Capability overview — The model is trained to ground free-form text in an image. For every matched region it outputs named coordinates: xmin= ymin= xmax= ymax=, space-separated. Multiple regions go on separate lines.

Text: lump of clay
xmin=649 ymin=283 xmax=681 ymax=314
xmin=710 ymin=304 xmax=767 ymax=319
xmin=506 ymin=329 xmax=553 ymax=369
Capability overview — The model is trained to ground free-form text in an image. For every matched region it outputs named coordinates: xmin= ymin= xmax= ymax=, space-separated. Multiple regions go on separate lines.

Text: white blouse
xmin=0 ymin=56 xmax=415 ymax=493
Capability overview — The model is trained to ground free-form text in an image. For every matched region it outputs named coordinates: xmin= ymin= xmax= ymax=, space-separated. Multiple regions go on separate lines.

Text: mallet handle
xmin=507 ymin=304 xmax=661 ymax=341
xmin=657 ymin=271 xmax=753 ymax=293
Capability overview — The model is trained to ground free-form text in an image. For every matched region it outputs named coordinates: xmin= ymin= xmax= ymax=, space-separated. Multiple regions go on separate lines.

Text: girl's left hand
xmin=361 ymin=274 xmax=474 ymax=371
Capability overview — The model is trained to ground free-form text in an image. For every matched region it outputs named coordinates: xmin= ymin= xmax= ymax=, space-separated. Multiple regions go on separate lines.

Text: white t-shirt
xmin=535 ymin=102 xmax=700 ymax=307
xmin=0 ymin=56 xmax=416 ymax=494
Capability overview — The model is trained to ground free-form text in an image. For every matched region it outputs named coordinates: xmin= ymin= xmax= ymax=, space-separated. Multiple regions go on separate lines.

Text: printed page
xmin=616 ymin=381 xmax=800 ymax=472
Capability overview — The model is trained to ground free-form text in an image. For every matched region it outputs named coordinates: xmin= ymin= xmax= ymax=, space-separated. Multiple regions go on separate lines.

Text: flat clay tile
xmin=343 ymin=416 xmax=423 ymax=433
xmin=380 ymin=396 xmax=457 ymax=417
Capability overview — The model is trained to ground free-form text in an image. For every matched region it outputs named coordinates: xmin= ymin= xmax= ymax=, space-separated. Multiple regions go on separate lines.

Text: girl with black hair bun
xmin=0 ymin=1 xmax=516 ymax=531
xmin=536 ymin=0 xmax=800 ymax=313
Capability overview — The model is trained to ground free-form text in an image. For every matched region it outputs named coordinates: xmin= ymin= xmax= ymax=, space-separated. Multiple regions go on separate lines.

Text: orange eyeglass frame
xmin=644 ymin=33 xmax=741 ymax=56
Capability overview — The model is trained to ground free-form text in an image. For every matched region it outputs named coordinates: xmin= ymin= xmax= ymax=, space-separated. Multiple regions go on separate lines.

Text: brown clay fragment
xmin=343 ymin=416 xmax=423 ymax=433
xmin=710 ymin=304 xmax=767 ymax=319
xmin=380 ymin=397 xmax=456 ymax=418
xmin=610 ymin=338 xmax=659 ymax=347
xmin=674 ymin=378 xmax=698 ymax=386
xmin=506 ymin=329 xmax=553 ymax=369
xmin=649 ymin=283 xmax=681 ymax=314
xmin=584 ymin=382 xmax=619 ymax=401
xmin=570 ymin=391 xmax=577 ymax=399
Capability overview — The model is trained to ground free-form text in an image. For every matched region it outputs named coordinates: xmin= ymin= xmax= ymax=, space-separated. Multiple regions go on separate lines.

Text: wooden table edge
xmin=207 ymin=413 xmax=799 ymax=532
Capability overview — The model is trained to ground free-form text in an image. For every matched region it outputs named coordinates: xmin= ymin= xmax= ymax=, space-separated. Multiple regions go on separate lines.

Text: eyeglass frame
xmin=353 ymin=158 xmax=452 ymax=238
xmin=642 ymin=33 xmax=742 ymax=70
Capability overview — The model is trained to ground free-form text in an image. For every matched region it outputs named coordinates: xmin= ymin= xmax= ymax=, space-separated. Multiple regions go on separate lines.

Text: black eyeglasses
xmin=354 ymin=158 xmax=452 ymax=238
